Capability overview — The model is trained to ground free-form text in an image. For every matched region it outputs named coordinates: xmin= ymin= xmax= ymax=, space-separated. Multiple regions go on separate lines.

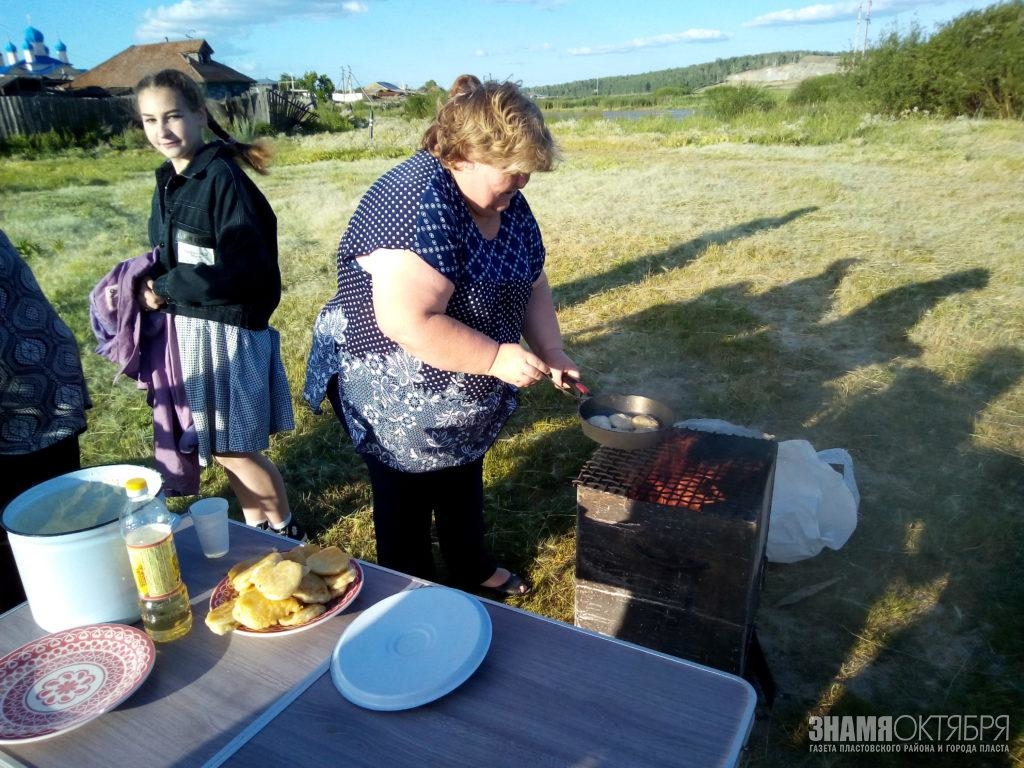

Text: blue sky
xmin=2 ymin=0 xmax=997 ymax=89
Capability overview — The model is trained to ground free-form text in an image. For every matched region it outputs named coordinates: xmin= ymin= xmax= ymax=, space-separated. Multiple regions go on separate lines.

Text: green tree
xmin=848 ymin=1 xmax=1024 ymax=118
xmin=926 ymin=0 xmax=1024 ymax=117
xmin=311 ymin=74 xmax=335 ymax=105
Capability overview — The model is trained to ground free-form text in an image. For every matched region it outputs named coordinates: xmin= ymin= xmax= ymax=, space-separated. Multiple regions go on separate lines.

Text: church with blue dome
xmin=1 ymin=26 xmax=81 ymax=91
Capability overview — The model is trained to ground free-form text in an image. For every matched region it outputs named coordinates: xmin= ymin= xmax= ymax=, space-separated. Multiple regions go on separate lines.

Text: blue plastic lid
xmin=331 ymin=586 xmax=492 ymax=711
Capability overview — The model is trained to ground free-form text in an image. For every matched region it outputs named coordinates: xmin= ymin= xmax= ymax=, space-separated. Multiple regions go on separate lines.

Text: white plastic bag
xmin=767 ymin=440 xmax=859 ymax=564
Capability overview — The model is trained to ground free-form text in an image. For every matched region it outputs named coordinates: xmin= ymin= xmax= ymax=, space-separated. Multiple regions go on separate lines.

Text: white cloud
xmin=474 ymin=41 xmax=554 ymax=58
xmin=744 ymin=0 xmax=945 ymax=28
xmin=136 ymin=0 xmax=367 ymax=42
xmin=568 ymin=29 xmax=728 ymax=56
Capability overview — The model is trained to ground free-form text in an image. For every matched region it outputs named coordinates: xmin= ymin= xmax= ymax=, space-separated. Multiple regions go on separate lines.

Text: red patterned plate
xmin=208 ymin=559 xmax=364 ymax=637
xmin=0 ymin=623 xmax=155 ymax=744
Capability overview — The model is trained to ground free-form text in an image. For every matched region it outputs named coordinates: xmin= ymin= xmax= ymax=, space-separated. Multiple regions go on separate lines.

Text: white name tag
xmin=177 ymin=240 xmax=215 ymax=266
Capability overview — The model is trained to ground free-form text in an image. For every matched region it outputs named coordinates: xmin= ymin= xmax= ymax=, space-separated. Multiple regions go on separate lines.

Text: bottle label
xmin=125 ymin=523 xmax=182 ymax=599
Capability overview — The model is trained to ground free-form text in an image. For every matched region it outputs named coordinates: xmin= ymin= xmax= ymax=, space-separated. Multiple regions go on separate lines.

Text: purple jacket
xmin=90 ymin=252 xmax=200 ymax=496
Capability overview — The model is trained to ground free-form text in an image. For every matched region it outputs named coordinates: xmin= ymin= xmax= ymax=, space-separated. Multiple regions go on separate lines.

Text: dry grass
xmin=2 ymin=113 xmax=1022 ymax=766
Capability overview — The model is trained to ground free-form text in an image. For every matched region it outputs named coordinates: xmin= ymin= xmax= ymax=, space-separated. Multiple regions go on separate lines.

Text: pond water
xmin=544 ymin=108 xmax=695 ymax=122
xmin=603 ymin=109 xmax=694 ymax=121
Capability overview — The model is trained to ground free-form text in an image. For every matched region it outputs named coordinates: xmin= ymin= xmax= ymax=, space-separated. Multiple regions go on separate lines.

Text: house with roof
xmin=364 ymin=81 xmax=409 ymax=100
xmin=0 ymin=26 xmax=82 ymax=94
xmin=67 ymin=39 xmax=254 ymax=98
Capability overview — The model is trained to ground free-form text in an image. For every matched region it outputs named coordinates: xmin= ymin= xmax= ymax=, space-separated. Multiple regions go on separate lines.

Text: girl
xmin=135 ymin=69 xmax=301 ymax=540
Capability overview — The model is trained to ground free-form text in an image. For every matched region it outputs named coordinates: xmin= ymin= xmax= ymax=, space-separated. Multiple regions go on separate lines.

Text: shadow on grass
xmin=272 ymin=220 xmax=1019 ymax=764
xmin=552 ymin=206 xmax=820 ymax=306
xmin=541 ymin=256 xmax=1021 ymax=764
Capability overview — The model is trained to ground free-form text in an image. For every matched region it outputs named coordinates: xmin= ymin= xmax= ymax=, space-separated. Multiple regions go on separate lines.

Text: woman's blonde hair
xmin=422 ymin=75 xmax=558 ymax=174
xmin=135 ymin=69 xmax=273 ymax=175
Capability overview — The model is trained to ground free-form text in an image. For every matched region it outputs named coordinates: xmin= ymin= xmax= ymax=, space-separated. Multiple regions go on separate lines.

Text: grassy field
xmin=2 ymin=111 xmax=1022 ymax=766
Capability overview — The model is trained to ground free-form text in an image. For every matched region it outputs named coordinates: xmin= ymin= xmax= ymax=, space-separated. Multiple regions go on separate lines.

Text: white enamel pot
xmin=1 ymin=464 xmax=164 ymax=632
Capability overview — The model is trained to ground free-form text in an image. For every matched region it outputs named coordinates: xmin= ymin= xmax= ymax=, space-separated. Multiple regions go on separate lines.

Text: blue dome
xmin=25 ymin=26 xmax=44 ymax=43
xmin=55 ymin=40 xmax=66 ymax=52
xmin=4 ymin=41 xmax=16 ymax=54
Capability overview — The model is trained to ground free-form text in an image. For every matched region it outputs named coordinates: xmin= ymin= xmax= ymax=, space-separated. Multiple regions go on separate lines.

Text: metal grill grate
xmin=575 ymin=427 xmax=775 ymax=519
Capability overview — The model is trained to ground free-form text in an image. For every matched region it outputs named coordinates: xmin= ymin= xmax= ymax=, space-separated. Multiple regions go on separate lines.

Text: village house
xmin=67 ymin=39 xmax=254 ymax=98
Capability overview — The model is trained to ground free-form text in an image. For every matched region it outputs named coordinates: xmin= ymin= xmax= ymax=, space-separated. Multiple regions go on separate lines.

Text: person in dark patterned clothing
xmin=305 ymin=75 xmax=579 ymax=596
xmin=1 ymin=228 xmax=92 ymax=610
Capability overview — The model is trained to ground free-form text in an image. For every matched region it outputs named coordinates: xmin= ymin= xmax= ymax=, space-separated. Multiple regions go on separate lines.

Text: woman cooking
xmin=304 ymin=75 xmax=578 ymax=597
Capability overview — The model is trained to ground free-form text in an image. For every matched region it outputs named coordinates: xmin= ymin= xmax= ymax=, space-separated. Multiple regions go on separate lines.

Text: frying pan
xmin=554 ymin=373 xmax=675 ymax=450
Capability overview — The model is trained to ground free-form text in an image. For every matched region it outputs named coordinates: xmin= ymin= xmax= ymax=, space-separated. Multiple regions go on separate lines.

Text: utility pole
xmin=856 ymin=0 xmax=873 ymax=55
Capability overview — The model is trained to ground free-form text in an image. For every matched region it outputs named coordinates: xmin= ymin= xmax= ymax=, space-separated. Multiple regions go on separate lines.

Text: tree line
xmin=527 ymin=51 xmax=825 ymax=99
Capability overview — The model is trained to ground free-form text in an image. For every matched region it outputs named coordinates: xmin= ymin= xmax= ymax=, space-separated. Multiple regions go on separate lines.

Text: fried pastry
xmin=278 ymin=603 xmax=327 ymax=627
xmin=281 ymin=543 xmax=321 ymax=564
xmin=205 ymin=598 xmax=239 ymax=636
xmin=292 ymin=571 xmax=331 ymax=604
xmin=230 ymin=551 xmax=282 ymax=592
xmin=608 ymin=412 xmax=635 ymax=431
xmin=322 ymin=568 xmax=357 ymax=598
xmin=232 ymin=589 xmax=302 ymax=630
xmin=227 ymin=553 xmax=266 ymax=586
xmin=254 ymin=559 xmax=304 ymax=601
xmin=307 ymin=545 xmax=351 ymax=576
xmin=631 ymin=413 xmax=660 ymax=431
xmin=210 ymin=545 xmax=357 ymax=634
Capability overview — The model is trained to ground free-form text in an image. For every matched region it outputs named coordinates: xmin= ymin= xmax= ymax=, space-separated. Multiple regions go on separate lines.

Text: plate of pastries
xmin=205 ymin=544 xmax=362 ymax=637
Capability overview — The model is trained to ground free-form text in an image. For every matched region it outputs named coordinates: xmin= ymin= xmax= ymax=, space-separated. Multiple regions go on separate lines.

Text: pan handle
xmin=548 ymin=370 xmax=590 ymax=399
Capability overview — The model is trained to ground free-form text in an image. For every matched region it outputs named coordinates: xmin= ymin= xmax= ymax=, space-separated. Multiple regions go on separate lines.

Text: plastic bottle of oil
xmin=120 ymin=477 xmax=192 ymax=641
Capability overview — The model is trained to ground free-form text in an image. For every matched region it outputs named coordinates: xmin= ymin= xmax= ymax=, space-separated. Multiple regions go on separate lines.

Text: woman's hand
xmin=137 ymin=277 xmax=166 ymax=311
xmin=541 ymin=349 xmax=580 ymax=390
xmin=488 ymin=343 xmax=550 ymax=388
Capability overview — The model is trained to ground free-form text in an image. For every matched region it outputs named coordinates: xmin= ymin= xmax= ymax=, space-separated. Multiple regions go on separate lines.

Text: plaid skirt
xmin=174 ymin=316 xmax=294 ymax=465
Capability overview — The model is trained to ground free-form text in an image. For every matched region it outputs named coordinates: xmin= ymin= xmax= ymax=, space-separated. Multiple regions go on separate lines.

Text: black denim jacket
xmin=148 ymin=141 xmax=280 ymax=330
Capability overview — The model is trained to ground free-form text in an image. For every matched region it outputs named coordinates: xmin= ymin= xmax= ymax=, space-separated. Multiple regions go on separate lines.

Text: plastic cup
xmin=189 ymin=497 xmax=230 ymax=558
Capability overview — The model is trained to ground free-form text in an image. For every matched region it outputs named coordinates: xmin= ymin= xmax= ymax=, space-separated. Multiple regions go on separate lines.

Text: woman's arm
xmin=523 ymin=271 xmax=579 ymax=387
xmin=360 ymin=248 xmax=548 ymax=387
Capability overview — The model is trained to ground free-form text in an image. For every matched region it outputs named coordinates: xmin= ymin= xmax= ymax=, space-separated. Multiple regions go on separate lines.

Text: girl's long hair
xmin=135 ymin=69 xmax=272 ymax=175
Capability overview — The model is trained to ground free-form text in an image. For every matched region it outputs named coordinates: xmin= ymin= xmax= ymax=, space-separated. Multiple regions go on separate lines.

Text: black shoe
xmin=257 ymin=518 xmax=308 ymax=543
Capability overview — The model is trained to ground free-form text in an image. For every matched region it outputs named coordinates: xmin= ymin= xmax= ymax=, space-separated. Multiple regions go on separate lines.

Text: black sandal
xmin=484 ymin=571 xmax=532 ymax=597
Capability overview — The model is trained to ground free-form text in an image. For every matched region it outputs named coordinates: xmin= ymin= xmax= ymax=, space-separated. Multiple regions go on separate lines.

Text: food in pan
xmin=588 ymin=411 xmax=661 ymax=433
xmin=205 ymin=543 xmax=356 ymax=635
xmin=608 ymin=413 xmax=634 ymax=431
xmin=631 ymin=414 xmax=660 ymax=431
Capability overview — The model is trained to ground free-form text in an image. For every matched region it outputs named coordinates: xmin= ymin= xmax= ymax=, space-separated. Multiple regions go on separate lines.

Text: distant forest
xmin=528 ymin=51 xmax=833 ymax=97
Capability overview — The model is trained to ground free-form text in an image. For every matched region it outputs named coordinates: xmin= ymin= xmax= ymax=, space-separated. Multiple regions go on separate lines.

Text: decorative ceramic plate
xmin=331 ymin=586 xmax=492 ymax=711
xmin=0 ymin=624 xmax=155 ymax=744
xmin=208 ymin=559 xmax=364 ymax=637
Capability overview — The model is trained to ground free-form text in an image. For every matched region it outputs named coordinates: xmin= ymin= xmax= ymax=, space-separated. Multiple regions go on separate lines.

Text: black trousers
xmin=327 ymin=376 xmax=497 ymax=585
xmin=0 ymin=435 xmax=82 ymax=612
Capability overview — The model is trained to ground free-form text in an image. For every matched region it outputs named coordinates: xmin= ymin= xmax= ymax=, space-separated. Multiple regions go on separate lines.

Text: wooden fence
xmin=0 ymin=88 xmax=315 ymax=141
xmin=0 ymin=94 xmax=137 ymax=140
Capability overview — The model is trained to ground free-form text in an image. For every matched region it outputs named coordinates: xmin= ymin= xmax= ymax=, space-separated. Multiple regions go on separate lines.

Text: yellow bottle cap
xmin=124 ymin=477 xmax=150 ymax=494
